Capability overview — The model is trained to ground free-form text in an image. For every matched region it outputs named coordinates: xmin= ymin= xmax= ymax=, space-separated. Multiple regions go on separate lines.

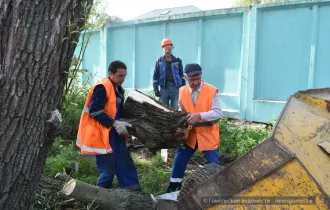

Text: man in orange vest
xmin=166 ymin=63 xmax=223 ymax=193
xmin=76 ymin=60 xmax=140 ymax=190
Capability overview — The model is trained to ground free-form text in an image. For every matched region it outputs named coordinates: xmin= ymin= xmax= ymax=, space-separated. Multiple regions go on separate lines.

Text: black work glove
xmin=154 ymin=89 xmax=160 ymax=97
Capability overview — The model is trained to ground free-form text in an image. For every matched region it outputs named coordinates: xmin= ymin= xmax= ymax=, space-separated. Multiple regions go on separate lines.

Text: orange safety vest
xmin=179 ymin=82 xmax=220 ymax=151
xmin=76 ymin=77 xmax=125 ymax=155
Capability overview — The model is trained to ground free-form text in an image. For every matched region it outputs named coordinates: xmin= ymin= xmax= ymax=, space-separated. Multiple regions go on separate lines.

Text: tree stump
xmin=178 ymin=163 xmax=223 ymax=200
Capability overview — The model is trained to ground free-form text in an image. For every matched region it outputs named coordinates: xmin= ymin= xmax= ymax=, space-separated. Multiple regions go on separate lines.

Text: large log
xmin=122 ymin=90 xmax=192 ymax=150
xmin=62 ymin=178 xmax=154 ymax=210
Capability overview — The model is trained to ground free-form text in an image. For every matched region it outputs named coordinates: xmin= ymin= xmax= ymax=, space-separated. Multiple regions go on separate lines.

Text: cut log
xmin=122 ymin=90 xmax=192 ymax=150
xmin=62 ymin=178 xmax=154 ymax=210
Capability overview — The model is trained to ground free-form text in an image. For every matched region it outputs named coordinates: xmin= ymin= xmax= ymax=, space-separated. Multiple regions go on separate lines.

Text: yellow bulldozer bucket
xmin=153 ymin=88 xmax=330 ymax=210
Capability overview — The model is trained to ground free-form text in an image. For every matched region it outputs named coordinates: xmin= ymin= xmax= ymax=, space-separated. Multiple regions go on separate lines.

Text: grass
xmin=43 ymin=118 xmax=271 ymax=195
xmin=218 ymin=118 xmax=271 ymax=158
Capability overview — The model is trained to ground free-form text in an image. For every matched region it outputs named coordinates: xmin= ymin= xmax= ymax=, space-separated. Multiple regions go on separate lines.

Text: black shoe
xmin=166 ymin=182 xmax=182 ymax=193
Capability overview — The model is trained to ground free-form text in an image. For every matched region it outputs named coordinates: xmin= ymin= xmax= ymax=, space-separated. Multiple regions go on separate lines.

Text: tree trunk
xmin=122 ymin=90 xmax=192 ymax=151
xmin=0 ymin=0 xmax=93 ymax=209
xmin=62 ymin=178 xmax=154 ymax=210
xmin=178 ymin=163 xmax=223 ymax=200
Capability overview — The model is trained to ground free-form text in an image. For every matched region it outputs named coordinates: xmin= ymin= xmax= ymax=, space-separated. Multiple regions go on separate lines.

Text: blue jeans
xmin=160 ymin=81 xmax=179 ymax=110
xmin=95 ymin=130 xmax=140 ymax=190
xmin=170 ymin=144 xmax=221 ymax=182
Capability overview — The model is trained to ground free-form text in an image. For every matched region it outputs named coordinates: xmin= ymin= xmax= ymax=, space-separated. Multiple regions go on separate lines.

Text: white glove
xmin=113 ymin=120 xmax=132 ymax=135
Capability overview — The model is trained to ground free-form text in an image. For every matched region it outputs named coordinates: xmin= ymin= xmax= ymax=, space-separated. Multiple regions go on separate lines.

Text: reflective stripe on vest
xmin=76 ymin=137 xmax=112 ymax=154
xmin=80 ymin=106 xmax=130 ymax=149
xmin=76 ymin=77 xmax=117 ymax=155
xmin=83 ymin=106 xmax=89 ymax=113
xmin=80 ymin=106 xmax=129 ymax=148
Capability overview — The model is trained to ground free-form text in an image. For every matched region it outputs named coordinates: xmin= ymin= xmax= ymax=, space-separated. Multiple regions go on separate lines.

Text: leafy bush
xmin=43 ymin=138 xmax=99 ymax=184
xmin=219 ymin=118 xmax=270 ymax=158
xmin=59 ymin=79 xmax=90 ymax=140
xmin=133 ymin=152 xmax=170 ymax=194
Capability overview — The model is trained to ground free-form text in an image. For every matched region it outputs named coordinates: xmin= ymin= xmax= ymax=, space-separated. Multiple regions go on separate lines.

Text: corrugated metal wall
xmin=77 ymin=0 xmax=330 ymax=123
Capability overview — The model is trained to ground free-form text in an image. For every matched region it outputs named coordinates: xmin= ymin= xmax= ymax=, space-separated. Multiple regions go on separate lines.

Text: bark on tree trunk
xmin=122 ymin=90 xmax=192 ymax=151
xmin=62 ymin=178 xmax=154 ymax=210
xmin=178 ymin=163 xmax=223 ymax=200
xmin=0 ymin=0 xmax=93 ymax=209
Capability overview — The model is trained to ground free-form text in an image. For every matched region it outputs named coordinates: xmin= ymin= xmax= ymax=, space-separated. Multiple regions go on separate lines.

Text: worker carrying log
xmin=166 ymin=63 xmax=223 ymax=193
xmin=76 ymin=60 xmax=141 ymax=191
xmin=153 ymin=38 xmax=186 ymax=110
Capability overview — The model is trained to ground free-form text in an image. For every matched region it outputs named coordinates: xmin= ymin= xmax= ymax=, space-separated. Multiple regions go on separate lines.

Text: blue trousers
xmin=160 ymin=81 xmax=179 ymax=110
xmin=170 ymin=144 xmax=221 ymax=183
xmin=95 ymin=131 xmax=140 ymax=190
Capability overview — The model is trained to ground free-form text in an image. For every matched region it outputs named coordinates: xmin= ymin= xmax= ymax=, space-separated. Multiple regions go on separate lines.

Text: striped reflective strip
xmin=83 ymin=106 xmax=89 ymax=113
xmin=153 ymin=80 xmax=158 ymax=83
xmin=170 ymin=178 xmax=182 ymax=183
xmin=76 ymin=137 xmax=112 ymax=154
xmin=90 ymin=110 xmax=103 ymax=117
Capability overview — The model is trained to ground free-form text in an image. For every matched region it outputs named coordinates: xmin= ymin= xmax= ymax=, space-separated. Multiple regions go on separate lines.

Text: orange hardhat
xmin=161 ymin=38 xmax=173 ymax=48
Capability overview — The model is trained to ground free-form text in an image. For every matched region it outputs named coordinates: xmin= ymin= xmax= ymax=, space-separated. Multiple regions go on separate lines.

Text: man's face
xmin=162 ymin=45 xmax=172 ymax=56
xmin=186 ymin=74 xmax=202 ymax=90
xmin=109 ymin=68 xmax=127 ymax=86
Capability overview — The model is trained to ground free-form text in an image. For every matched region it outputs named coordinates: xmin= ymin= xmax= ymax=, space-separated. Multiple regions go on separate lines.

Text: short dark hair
xmin=108 ymin=60 xmax=127 ymax=74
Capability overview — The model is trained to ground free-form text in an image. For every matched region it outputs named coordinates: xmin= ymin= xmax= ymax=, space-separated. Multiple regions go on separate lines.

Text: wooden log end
xmin=62 ymin=179 xmax=77 ymax=196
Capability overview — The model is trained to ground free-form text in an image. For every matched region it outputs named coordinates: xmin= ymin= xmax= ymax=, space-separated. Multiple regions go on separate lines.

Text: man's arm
xmin=177 ymin=93 xmax=183 ymax=112
xmin=178 ymin=58 xmax=186 ymax=86
xmin=153 ymin=60 xmax=160 ymax=92
xmin=89 ymin=84 xmax=115 ymax=128
xmin=200 ymin=92 xmax=223 ymax=121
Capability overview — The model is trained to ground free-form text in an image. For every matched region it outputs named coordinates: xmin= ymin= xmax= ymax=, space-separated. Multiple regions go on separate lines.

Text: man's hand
xmin=154 ymin=89 xmax=160 ymax=97
xmin=186 ymin=113 xmax=201 ymax=125
xmin=113 ymin=120 xmax=132 ymax=135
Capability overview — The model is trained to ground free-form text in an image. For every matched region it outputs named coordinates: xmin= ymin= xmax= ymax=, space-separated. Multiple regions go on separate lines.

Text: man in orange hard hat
xmin=153 ymin=38 xmax=185 ymax=110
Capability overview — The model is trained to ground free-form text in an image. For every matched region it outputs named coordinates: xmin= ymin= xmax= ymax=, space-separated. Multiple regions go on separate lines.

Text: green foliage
xmin=44 ymin=138 xmax=170 ymax=193
xmin=133 ymin=153 xmax=170 ymax=194
xmin=44 ymin=138 xmax=98 ymax=184
xmin=60 ymin=78 xmax=90 ymax=140
xmin=218 ymin=118 xmax=270 ymax=158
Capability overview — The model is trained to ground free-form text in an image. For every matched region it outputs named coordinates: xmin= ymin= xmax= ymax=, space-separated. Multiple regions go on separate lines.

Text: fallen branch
xmin=62 ymin=177 xmax=154 ymax=210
